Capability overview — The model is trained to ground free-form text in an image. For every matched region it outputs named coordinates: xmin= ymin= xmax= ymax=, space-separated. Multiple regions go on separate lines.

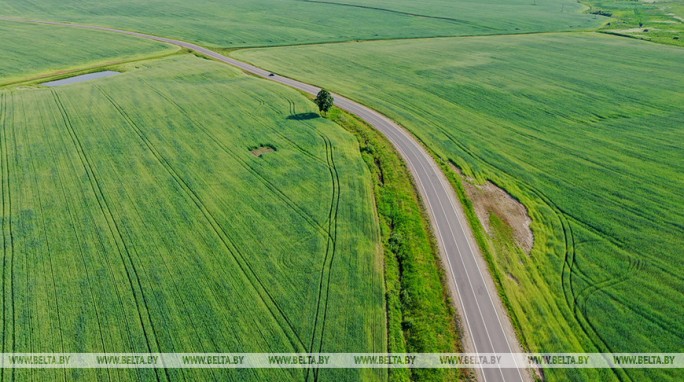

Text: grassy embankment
xmin=1 ymin=52 xmax=389 ymax=382
xmin=234 ymin=33 xmax=684 ymax=381
xmin=326 ymin=107 xmax=469 ymax=382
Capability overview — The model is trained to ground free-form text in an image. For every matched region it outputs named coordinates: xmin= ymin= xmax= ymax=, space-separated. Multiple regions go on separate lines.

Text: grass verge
xmin=326 ymin=107 xmax=472 ymax=382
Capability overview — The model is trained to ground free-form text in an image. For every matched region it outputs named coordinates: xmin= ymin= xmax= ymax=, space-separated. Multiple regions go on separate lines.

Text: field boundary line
xmin=297 ymin=0 xmax=498 ymax=29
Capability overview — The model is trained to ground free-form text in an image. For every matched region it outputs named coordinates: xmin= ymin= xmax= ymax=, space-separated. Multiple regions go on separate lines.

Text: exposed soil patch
xmin=451 ymin=164 xmax=534 ymax=253
xmin=250 ymin=144 xmax=276 ymax=157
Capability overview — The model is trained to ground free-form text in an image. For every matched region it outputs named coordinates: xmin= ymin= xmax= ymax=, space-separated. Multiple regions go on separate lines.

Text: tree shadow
xmin=287 ymin=112 xmax=319 ymax=121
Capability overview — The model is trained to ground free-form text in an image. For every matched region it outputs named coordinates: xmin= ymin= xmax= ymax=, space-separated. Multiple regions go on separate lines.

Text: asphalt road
xmin=4 ymin=17 xmax=530 ymax=382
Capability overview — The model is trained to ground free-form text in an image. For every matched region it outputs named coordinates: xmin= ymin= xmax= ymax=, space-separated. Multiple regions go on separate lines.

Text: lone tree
xmin=314 ymin=89 xmax=334 ymax=116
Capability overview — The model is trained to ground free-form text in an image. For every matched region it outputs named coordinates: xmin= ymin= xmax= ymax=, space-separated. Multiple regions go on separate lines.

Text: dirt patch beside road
xmin=451 ymin=164 xmax=533 ymax=253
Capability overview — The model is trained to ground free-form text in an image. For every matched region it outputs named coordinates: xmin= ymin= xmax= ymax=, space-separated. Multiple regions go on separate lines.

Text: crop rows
xmin=0 ymin=55 xmax=386 ymax=381
xmin=0 ymin=0 xmax=602 ymax=48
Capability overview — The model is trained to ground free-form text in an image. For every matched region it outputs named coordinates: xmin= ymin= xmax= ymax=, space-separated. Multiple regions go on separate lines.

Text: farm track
xmin=95 ymin=87 xmax=308 ymax=353
xmin=51 ymin=90 xmax=169 ymax=382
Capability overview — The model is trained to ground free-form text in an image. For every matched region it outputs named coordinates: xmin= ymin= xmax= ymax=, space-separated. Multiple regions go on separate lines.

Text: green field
xmin=587 ymin=0 xmax=684 ymax=46
xmin=0 ymin=21 xmax=177 ymax=86
xmin=234 ymin=33 xmax=684 ymax=381
xmin=0 ymin=0 xmax=601 ymax=48
xmin=1 ymin=53 xmax=390 ymax=381
xmin=2 ymin=0 xmax=683 ymax=381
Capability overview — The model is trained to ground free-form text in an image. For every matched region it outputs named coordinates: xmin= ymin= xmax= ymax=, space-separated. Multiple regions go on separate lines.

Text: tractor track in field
xmin=33 ymin=177 xmax=69 ymax=379
xmin=218 ymin=89 xmax=341 ymax=368
xmin=24 ymin=104 xmax=69 ymax=361
xmin=38 ymin=96 xmax=133 ymax=375
xmin=138 ymin=83 xmax=342 ymax=352
xmin=574 ymin=257 xmax=643 ymax=319
xmin=282 ymin=98 xmax=342 ymax=214
xmin=271 ymin=98 xmax=328 ymax=167
xmin=0 ymin=93 xmax=17 ymax=379
xmin=107 ymin=158 xmax=219 ymax=358
xmin=561 ymin=209 xmax=682 ymax=284
xmin=96 ymin=87 xmax=308 ymax=353
xmin=200 ymin=88 xmax=329 ymax=173
xmin=432 ymin=121 xmax=614 ymax=356
xmin=108 ymin=150 xmax=216 ymax=359
xmin=139 ymin=82 xmax=349 ymax=357
xmin=170 ymin=83 xmax=343 ymax=376
xmin=597 ymin=287 xmax=684 ymax=342
xmin=297 ymin=0 xmax=498 ymax=30
xmin=440 ymin=129 xmax=636 ymax=381
xmin=32 ymin=123 xmax=108 ymax=359
xmin=281 ymin=100 xmax=328 ymax=165
xmin=0 ymin=91 xmax=17 ymax=380
xmin=51 ymin=90 xmax=168 ymax=382
xmin=40 ymin=98 xmax=144 ymax=364
xmin=141 ymin=81 xmax=332 ymax=241
xmin=139 ymin=81 xmax=342 ymax=356
xmin=3 ymin=16 xmax=678 ymax=382
xmin=307 ymin=134 xmax=340 ymax=382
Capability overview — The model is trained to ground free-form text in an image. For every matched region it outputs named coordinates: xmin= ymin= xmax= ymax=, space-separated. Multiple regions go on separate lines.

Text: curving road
xmin=2 ymin=17 xmax=530 ymax=382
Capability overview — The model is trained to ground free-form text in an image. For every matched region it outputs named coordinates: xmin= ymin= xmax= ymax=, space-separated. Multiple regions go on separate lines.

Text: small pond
xmin=42 ymin=71 xmax=120 ymax=87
